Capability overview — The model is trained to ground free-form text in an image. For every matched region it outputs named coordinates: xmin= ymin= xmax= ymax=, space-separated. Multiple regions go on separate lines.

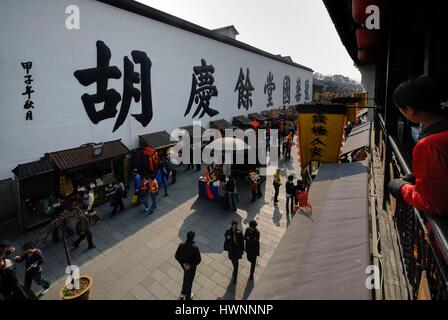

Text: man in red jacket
xmin=388 ymin=76 xmax=448 ymax=216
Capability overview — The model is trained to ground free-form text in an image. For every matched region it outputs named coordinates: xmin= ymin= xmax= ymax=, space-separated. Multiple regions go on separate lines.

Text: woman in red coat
xmin=388 ymin=76 xmax=448 ymax=216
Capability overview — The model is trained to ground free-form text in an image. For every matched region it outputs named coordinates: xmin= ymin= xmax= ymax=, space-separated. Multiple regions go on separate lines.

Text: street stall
xmin=12 ymin=158 xmax=56 ymax=230
xmin=261 ymin=109 xmax=280 ymax=127
xmin=209 ymin=119 xmax=237 ymax=135
xmin=232 ymin=115 xmax=252 ymax=130
xmin=137 ymin=130 xmax=178 ymax=176
xmin=45 ymin=140 xmax=130 ymax=209
xmin=198 ymin=137 xmax=250 ymax=203
xmin=248 ymin=112 xmax=268 ymax=129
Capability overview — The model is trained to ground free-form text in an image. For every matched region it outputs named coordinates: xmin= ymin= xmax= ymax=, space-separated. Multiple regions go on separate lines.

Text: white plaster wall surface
xmin=0 ymin=0 xmax=312 ymax=179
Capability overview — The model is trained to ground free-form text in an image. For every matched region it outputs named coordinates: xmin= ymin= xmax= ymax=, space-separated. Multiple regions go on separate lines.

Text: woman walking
xmin=285 ymin=175 xmax=295 ymax=214
xmin=224 ymin=221 xmax=244 ymax=283
xmin=244 ymin=220 xmax=260 ymax=280
xmin=273 ymin=169 xmax=282 ymax=204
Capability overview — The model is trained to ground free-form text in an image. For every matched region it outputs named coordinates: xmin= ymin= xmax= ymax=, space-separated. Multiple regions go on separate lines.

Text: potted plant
xmin=37 ymin=208 xmax=95 ymax=300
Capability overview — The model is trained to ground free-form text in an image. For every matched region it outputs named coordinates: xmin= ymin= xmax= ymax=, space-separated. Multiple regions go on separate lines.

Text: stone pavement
xmin=7 ymin=144 xmax=302 ymax=300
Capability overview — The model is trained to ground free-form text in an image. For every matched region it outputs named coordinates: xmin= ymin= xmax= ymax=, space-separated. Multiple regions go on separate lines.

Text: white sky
xmin=137 ymin=0 xmax=361 ymax=82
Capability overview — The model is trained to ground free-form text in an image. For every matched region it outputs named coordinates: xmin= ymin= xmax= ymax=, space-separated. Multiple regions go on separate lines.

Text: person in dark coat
xmin=111 ymin=182 xmax=125 ymax=216
xmin=225 ymin=221 xmax=244 ymax=283
xmin=175 ymin=231 xmax=201 ymax=300
xmin=244 ymin=220 xmax=260 ymax=281
xmin=72 ymin=213 xmax=95 ymax=250
xmin=285 ymin=175 xmax=295 ymax=214
xmin=14 ymin=242 xmax=50 ymax=295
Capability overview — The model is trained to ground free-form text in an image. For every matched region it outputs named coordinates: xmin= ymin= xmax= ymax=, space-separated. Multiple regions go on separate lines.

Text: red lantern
xmin=356 ymin=29 xmax=380 ymax=49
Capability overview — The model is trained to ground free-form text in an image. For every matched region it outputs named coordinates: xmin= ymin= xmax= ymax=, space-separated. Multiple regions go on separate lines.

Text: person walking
xmin=72 ymin=213 xmax=95 ymax=250
xmin=87 ymin=187 xmax=100 ymax=224
xmin=159 ymin=158 xmax=170 ymax=197
xmin=246 ymin=171 xmax=258 ymax=202
xmin=256 ymin=169 xmax=263 ymax=198
xmin=273 ymin=169 xmax=282 ymax=204
xmin=244 ymin=220 xmax=260 ymax=280
xmin=133 ymin=169 xmax=141 ymax=204
xmin=285 ymin=175 xmax=295 ymax=215
xmin=224 ymin=221 xmax=244 ymax=283
xmin=148 ymin=175 xmax=159 ymax=215
xmin=141 ymin=176 xmax=150 ymax=212
xmin=175 ymin=231 xmax=201 ymax=300
xmin=218 ymin=175 xmax=228 ymax=209
xmin=14 ymin=242 xmax=50 ymax=295
xmin=225 ymin=175 xmax=237 ymax=211
xmin=111 ymin=181 xmax=125 ymax=216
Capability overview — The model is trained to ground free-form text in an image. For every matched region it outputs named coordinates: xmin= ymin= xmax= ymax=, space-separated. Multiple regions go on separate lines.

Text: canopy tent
xmin=139 ymin=131 xmax=177 ymax=151
xmin=342 ymin=122 xmax=371 ymax=155
xmin=250 ymin=161 xmax=371 ymax=300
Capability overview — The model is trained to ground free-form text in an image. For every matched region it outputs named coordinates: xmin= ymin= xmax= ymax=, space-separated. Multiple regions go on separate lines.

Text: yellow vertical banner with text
xmin=297 ymin=105 xmax=347 ymax=170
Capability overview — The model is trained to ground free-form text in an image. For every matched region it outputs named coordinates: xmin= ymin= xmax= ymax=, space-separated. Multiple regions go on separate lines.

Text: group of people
xmin=245 ymin=170 xmax=263 ymax=202
xmin=0 ymin=240 xmax=50 ymax=300
xmin=175 ymin=220 xmax=260 ymax=300
xmin=273 ymin=169 xmax=309 ymax=215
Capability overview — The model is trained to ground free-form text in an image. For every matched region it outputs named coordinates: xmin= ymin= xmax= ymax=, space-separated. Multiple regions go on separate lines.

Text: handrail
xmin=377 ymin=111 xmax=448 ymax=299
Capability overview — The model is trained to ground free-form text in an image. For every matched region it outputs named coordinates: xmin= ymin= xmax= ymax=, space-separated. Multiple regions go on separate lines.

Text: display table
xmin=198 ymin=179 xmax=223 ymax=203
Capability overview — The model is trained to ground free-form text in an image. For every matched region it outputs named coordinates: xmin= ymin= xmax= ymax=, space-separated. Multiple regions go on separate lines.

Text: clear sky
xmin=137 ymin=0 xmax=361 ymax=82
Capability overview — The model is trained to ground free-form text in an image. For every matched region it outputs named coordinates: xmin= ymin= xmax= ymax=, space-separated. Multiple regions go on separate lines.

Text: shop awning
xmin=342 ymin=122 xmax=371 ymax=155
xmin=179 ymin=125 xmax=206 ymax=138
xmin=261 ymin=109 xmax=279 ymax=119
xmin=210 ymin=119 xmax=235 ymax=131
xmin=357 ymin=108 xmax=368 ymax=118
xmin=12 ymin=158 xmax=54 ymax=179
xmin=46 ymin=140 xmax=130 ymax=172
xmin=250 ymin=161 xmax=370 ymax=300
xmin=248 ymin=113 xmax=267 ymax=122
xmin=232 ymin=115 xmax=252 ymax=127
xmin=139 ymin=131 xmax=177 ymax=150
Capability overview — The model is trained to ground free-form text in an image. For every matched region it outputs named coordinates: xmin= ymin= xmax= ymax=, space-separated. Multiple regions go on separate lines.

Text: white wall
xmin=0 ymin=0 xmax=312 ymax=179
xmin=359 ymin=65 xmax=376 ymax=121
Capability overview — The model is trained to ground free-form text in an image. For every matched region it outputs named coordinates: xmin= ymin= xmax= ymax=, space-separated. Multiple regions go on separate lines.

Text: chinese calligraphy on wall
xmin=185 ymin=58 xmax=219 ymax=119
xmin=283 ymin=75 xmax=291 ymax=105
xmin=21 ymin=62 xmax=34 ymax=121
xmin=74 ymin=40 xmax=153 ymax=132
xmin=234 ymin=68 xmax=254 ymax=110
xmin=264 ymin=71 xmax=276 ymax=108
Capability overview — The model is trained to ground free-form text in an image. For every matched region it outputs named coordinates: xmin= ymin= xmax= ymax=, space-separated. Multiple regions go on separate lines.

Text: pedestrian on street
xmin=225 ymin=175 xmax=237 ymax=211
xmin=14 ymin=242 xmax=50 ymax=295
xmin=224 ymin=221 xmax=244 ymax=283
xmin=246 ymin=170 xmax=258 ymax=202
xmin=72 ymin=212 xmax=95 ymax=250
xmin=256 ymin=169 xmax=263 ymax=198
xmin=87 ymin=187 xmax=100 ymax=224
xmin=49 ymin=197 xmax=74 ymax=243
xmin=286 ymin=175 xmax=295 ymax=215
xmin=133 ymin=169 xmax=141 ymax=204
xmin=167 ymin=151 xmax=177 ymax=185
xmin=244 ymin=220 xmax=260 ymax=280
xmin=111 ymin=181 xmax=125 ymax=216
xmin=158 ymin=158 xmax=170 ymax=197
xmin=141 ymin=176 xmax=150 ymax=212
xmin=148 ymin=175 xmax=159 ymax=215
xmin=219 ymin=175 xmax=228 ymax=209
xmin=175 ymin=231 xmax=201 ymax=300
xmin=273 ymin=169 xmax=282 ymax=204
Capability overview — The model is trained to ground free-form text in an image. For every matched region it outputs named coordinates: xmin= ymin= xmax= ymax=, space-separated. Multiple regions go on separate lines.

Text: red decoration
xmin=250 ymin=120 xmax=260 ymax=130
xmin=356 ymin=29 xmax=380 ymax=49
xmin=352 ymin=0 xmax=387 ymax=25
xmin=144 ymin=146 xmax=159 ymax=174
xmin=205 ymin=167 xmax=214 ymax=200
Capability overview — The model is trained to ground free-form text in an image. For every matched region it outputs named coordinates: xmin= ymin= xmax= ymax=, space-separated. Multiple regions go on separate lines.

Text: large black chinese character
xmin=312 ymin=113 xmax=327 ymax=125
xmin=305 ymin=79 xmax=310 ymax=101
xmin=24 ymin=75 xmax=33 ymax=85
xmin=311 ymin=146 xmax=324 ymax=157
xmin=264 ymin=71 xmax=276 ymax=107
xmin=311 ymin=125 xmax=328 ymax=136
xmin=283 ymin=75 xmax=291 ymax=105
xmin=21 ymin=62 xmax=32 ymax=74
xmin=113 ymin=51 xmax=153 ymax=132
xmin=295 ymin=77 xmax=301 ymax=102
xmin=185 ymin=59 xmax=219 ymax=118
xmin=234 ymin=68 xmax=254 ymax=110
xmin=74 ymin=41 xmax=122 ymax=125
xmin=311 ymin=137 xmax=326 ymax=147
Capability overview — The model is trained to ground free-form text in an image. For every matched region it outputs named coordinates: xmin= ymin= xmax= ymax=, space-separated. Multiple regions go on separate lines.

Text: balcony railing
xmin=378 ymin=113 xmax=448 ymax=300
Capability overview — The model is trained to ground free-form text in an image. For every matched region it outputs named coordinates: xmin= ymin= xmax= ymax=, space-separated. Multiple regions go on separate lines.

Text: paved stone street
xmin=6 ymin=144 xmax=301 ymax=300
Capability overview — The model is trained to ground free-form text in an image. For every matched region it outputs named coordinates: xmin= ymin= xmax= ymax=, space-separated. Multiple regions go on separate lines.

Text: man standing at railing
xmin=388 ymin=76 xmax=448 ymax=216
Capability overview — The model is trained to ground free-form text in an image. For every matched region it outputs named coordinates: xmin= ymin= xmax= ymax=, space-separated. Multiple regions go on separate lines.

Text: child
xmin=388 ymin=76 xmax=448 ymax=216
xmin=15 ymin=242 xmax=50 ymax=295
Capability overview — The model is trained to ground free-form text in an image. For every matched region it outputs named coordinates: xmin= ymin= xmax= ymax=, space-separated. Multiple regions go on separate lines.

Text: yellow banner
xmin=347 ymin=104 xmax=358 ymax=124
xmin=354 ymin=92 xmax=368 ymax=107
xmin=297 ymin=109 xmax=346 ymax=169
